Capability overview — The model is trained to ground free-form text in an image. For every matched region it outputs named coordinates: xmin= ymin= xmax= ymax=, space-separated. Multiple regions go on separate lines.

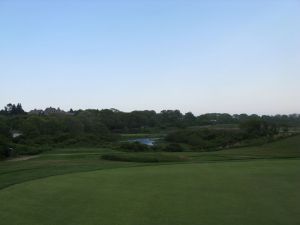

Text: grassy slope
xmin=0 ymin=135 xmax=299 ymax=190
xmin=187 ymin=134 xmax=300 ymax=162
xmin=0 ymin=159 xmax=299 ymax=225
xmin=0 ymin=153 xmax=141 ymax=190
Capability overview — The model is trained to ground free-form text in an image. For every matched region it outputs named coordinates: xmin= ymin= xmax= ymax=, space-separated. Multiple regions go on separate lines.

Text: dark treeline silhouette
xmin=0 ymin=103 xmax=26 ymax=115
xmin=1 ymin=103 xmax=299 ymax=129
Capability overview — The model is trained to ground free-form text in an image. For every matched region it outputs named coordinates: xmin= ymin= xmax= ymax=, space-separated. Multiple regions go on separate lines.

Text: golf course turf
xmin=0 ymin=135 xmax=300 ymax=225
xmin=0 ymin=159 xmax=299 ymax=225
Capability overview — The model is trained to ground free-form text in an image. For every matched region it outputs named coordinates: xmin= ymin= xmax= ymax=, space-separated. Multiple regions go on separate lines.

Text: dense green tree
xmin=159 ymin=110 xmax=183 ymax=127
xmin=239 ymin=119 xmax=278 ymax=138
xmin=183 ymin=112 xmax=196 ymax=126
xmin=2 ymin=103 xmax=26 ymax=115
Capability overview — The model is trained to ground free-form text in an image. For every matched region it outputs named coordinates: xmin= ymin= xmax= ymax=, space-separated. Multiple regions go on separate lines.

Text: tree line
xmin=1 ymin=103 xmax=299 ymax=158
xmin=1 ymin=103 xmax=299 ymax=129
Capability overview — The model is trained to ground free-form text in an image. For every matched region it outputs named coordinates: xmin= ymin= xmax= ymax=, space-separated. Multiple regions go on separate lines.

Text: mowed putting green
xmin=0 ymin=160 xmax=299 ymax=225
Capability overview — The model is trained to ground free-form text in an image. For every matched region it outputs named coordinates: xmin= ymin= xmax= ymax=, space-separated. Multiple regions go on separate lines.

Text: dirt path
xmin=8 ymin=155 xmax=39 ymax=162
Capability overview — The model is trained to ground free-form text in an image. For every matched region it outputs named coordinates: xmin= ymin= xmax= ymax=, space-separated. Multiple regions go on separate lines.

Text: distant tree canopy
xmin=0 ymin=103 xmax=26 ymax=116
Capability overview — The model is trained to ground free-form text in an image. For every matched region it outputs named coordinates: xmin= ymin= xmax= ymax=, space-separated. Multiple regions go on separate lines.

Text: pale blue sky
xmin=0 ymin=0 xmax=299 ymax=115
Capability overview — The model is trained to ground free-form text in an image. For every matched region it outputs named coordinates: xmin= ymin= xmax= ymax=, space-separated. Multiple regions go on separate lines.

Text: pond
xmin=128 ymin=138 xmax=158 ymax=146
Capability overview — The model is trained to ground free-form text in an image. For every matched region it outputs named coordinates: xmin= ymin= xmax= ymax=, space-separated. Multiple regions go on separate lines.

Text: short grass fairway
xmin=0 ymin=159 xmax=299 ymax=225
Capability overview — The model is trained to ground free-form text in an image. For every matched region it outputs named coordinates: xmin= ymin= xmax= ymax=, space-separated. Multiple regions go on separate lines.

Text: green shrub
xmin=119 ymin=142 xmax=150 ymax=152
xmin=14 ymin=145 xmax=52 ymax=155
xmin=166 ymin=129 xmax=243 ymax=149
xmin=101 ymin=153 xmax=188 ymax=163
xmin=0 ymin=135 xmax=12 ymax=159
xmin=0 ymin=145 xmax=10 ymax=159
xmin=164 ymin=143 xmax=184 ymax=152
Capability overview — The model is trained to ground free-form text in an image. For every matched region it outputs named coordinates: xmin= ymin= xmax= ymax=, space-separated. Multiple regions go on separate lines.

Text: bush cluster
xmin=119 ymin=142 xmax=184 ymax=152
xmin=101 ymin=153 xmax=188 ymax=163
xmin=165 ymin=120 xmax=279 ymax=150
